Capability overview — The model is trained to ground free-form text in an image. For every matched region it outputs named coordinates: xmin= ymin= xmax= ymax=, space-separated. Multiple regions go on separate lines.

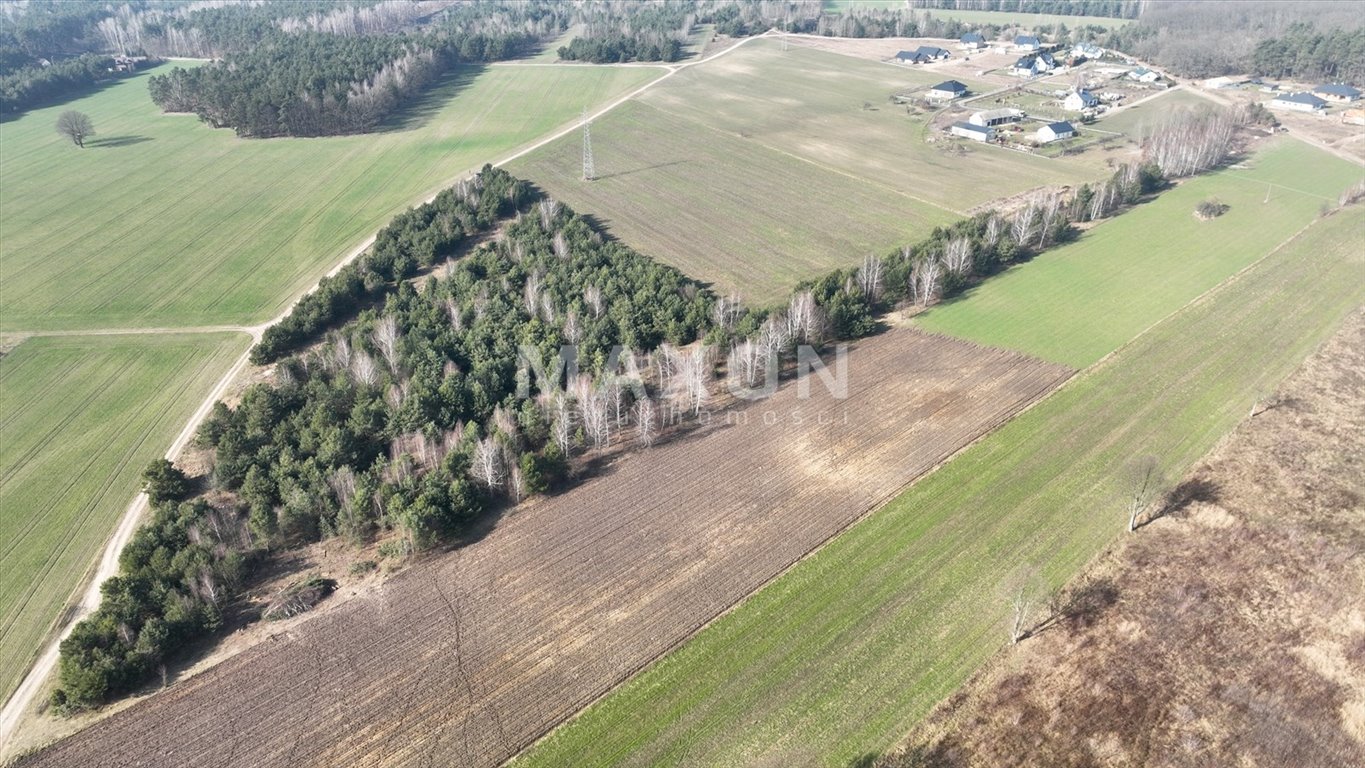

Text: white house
xmin=1313 ymin=83 xmax=1362 ymax=103
xmin=1127 ymin=67 xmax=1160 ymax=83
xmin=1014 ymin=35 xmax=1041 ymax=52
xmin=959 ymin=32 xmax=987 ymax=50
xmin=1012 ymin=52 xmax=1056 ymax=78
xmin=1269 ymin=92 xmax=1328 ymax=113
xmin=1071 ymin=42 xmax=1103 ymax=60
xmin=927 ymin=80 xmax=969 ymax=100
xmin=1036 ymin=121 xmax=1077 ymax=143
xmin=969 ymin=108 xmax=1025 ymax=127
xmin=950 ymin=122 xmax=995 ymax=142
xmin=1063 ymin=89 xmax=1100 ymax=111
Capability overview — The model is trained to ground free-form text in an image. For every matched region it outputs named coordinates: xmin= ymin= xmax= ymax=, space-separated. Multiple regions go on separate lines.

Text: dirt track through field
xmin=18 ymin=329 xmax=1070 ymax=768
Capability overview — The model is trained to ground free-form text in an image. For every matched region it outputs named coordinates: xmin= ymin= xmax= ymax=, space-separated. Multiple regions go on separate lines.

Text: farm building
xmin=1012 ymin=52 xmax=1056 ymax=77
xmin=928 ymin=80 xmax=969 ymax=100
xmin=1014 ymin=35 xmax=1041 ymax=52
xmin=1063 ymin=89 xmax=1100 ymax=111
xmin=1343 ymin=108 xmax=1365 ymax=126
xmin=1036 ymin=121 xmax=1077 ymax=143
xmin=1313 ymin=83 xmax=1362 ymax=102
xmin=1127 ymin=67 xmax=1160 ymax=83
xmin=950 ymin=122 xmax=995 ymax=142
xmin=959 ymin=32 xmax=986 ymax=50
xmin=969 ymin=108 xmax=1025 ymax=127
xmin=1268 ymin=92 xmax=1328 ymax=113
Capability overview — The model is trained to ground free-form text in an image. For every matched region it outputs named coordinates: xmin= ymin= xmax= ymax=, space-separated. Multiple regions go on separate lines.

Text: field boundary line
xmin=0 ymin=31 xmax=776 ymax=748
xmin=503 ymin=341 xmax=1076 ymax=766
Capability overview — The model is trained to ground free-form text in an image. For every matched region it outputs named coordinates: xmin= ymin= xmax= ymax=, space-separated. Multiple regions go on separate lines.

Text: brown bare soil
xmin=882 ymin=308 xmax=1365 ymax=768
xmin=14 ymin=329 xmax=1070 ymax=768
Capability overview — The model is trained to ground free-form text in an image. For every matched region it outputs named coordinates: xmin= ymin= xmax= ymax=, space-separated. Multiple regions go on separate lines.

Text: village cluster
xmin=889 ymin=30 xmax=1364 ymax=152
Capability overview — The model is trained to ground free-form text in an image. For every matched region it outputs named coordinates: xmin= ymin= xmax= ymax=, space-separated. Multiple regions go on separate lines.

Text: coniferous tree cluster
xmin=147 ymin=29 xmax=535 ymax=138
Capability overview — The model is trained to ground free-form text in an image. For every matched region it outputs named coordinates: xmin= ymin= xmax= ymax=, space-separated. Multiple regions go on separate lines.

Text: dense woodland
xmin=1100 ymin=1 xmax=1365 ymax=80
xmin=906 ymin=0 xmax=1141 ymax=18
xmin=147 ymin=29 xmax=535 ymax=137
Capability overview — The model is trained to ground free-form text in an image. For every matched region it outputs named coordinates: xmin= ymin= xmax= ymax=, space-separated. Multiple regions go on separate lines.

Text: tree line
xmin=146 ymin=28 xmax=535 ymax=138
xmin=905 ymin=0 xmax=1141 ymax=19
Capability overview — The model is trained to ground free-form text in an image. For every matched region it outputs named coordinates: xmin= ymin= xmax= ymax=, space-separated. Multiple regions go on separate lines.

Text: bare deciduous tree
xmin=634 ymin=397 xmax=657 ymax=447
xmin=56 ymin=110 xmax=94 ymax=147
xmin=911 ymin=256 xmax=942 ymax=306
xmin=470 ymin=435 xmax=505 ymax=489
xmin=1003 ymin=564 xmax=1045 ymax=644
xmin=857 ymin=254 xmax=884 ymax=301
xmin=942 ymin=236 xmax=973 ymax=276
xmin=1125 ymin=455 xmax=1165 ymax=532
xmin=373 ymin=315 xmax=402 ymax=373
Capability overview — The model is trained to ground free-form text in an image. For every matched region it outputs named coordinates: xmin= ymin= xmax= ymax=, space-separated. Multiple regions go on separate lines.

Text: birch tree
xmin=470 ymin=435 xmax=505 ymax=490
xmin=1125 ymin=455 xmax=1165 ymax=532
xmin=634 ymin=397 xmax=657 ymax=447
xmin=373 ymin=315 xmax=402 ymax=373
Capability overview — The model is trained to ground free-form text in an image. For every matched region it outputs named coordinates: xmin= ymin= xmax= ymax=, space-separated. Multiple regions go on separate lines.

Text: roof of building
xmin=916 ymin=45 xmax=950 ymax=57
xmin=1274 ymin=91 xmax=1328 ymax=107
xmin=1315 ymin=83 xmax=1362 ymax=97
xmin=1044 ymin=121 xmax=1076 ymax=134
xmin=931 ymin=80 xmax=969 ymax=94
xmin=895 ymin=50 xmax=928 ymax=61
xmin=972 ymin=108 xmax=1024 ymax=122
xmin=1069 ymin=88 xmax=1098 ymax=102
xmin=1015 ymin=35 xmax=1040 ymax=46
xmin=961 ymin=32 xmax=985 ymax=43
xmin=951 ymin=121 xmax=993 ymax=135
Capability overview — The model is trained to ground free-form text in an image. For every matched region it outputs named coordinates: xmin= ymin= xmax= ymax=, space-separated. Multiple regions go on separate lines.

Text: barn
xmin=950 ymin=122 xmax=995 ymax=142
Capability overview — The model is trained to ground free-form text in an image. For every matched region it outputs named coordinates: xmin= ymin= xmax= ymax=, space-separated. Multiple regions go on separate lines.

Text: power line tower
xmin=582 ymin=108 xmax=595 ymax=182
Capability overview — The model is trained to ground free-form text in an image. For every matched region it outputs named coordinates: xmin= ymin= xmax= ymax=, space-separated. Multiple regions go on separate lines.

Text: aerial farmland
xmin=1 ymin=2 xmax=1362 ymax=767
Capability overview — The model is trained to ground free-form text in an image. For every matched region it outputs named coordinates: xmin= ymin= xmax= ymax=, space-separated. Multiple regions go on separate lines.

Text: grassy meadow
xmin=510 ymin=40 xmax=1114 ymax=306
xmin=916 ymin=139 xmax=1365 ymax=366
xmin=0 ymin=332 xmax=248 ymax=701
xmin=0 ymin=62 xmax=660 ymax=332
xmin=513 ymin=200 xmax=1365 ymax=768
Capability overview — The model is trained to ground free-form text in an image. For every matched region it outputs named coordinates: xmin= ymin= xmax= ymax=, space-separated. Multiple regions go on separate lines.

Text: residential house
xmin=1313 ymin=83 xmax=1362 ymax=103
xmin=1063 ymin=88 xmax=1100 ymax=111
xmin=959 ymin=32 xmax=987 ymax=50
xmin=1127 ymin=67 xmax=1160 ymax=83
xmin=969 ymin=108 xmax=1025 ymax=127
xmin=950 ymin=122 xmax=995 ymax=142
xmin=915 ymin=45 xmax=952 ymax=61
xmin=1012 ymin=52 xmax=1056 ymax=78
xmin=895 ymin=50 xmax=930 ymax=64
xmin=1268 ymin=92 xmax=1328 ymax=113
xmin=927 ymin=80 xmax=969 ymax=100
xmin=1036 ymin=121 xmax=1077 ymax=143
xmin=1014 ymin=35 xmax=1041 ymax=52
xmin=1071 ymin=42 xmax=1103 ymax=60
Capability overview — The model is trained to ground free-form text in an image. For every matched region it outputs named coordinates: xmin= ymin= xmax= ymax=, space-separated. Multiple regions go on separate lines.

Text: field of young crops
xmin=0 ymin=333 xmax=247 ymax=702
xmin=917 ymin=139 xmax=1365 ymax=366
xmin=0 ymin=63 xmax=659 ymax=332
xmin=510 ymin=203 xmax=1365 ymax=768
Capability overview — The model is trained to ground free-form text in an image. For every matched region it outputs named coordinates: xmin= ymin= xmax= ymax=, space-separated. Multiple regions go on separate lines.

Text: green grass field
xmin=0 ymin=63 xmax=659 ymax=332
xmin=513 ymin=200 xmax=1365 ymax=768
xmin=0 ymin=333 xmax=248 ymax=701
xmin=917 ymin=139 xmax=1365 ymax=366
xmin=510 ymin=40 xmax=1112 ymax=306
xmin=822 ymin=1 xmax=1134 ymax=29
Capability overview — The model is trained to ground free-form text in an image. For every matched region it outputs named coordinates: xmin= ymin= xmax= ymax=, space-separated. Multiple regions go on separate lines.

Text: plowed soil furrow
xmin=19 ymin=329 xmax=1071 ymax=768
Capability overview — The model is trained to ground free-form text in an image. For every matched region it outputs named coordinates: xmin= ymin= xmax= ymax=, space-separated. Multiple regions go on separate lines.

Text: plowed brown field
xmin=19 ymin=329 xmax=1070 ymax=768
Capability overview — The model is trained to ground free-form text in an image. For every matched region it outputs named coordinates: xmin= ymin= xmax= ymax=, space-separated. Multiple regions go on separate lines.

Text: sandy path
xmin=0 ymin=30 xmax=772 ymax=752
